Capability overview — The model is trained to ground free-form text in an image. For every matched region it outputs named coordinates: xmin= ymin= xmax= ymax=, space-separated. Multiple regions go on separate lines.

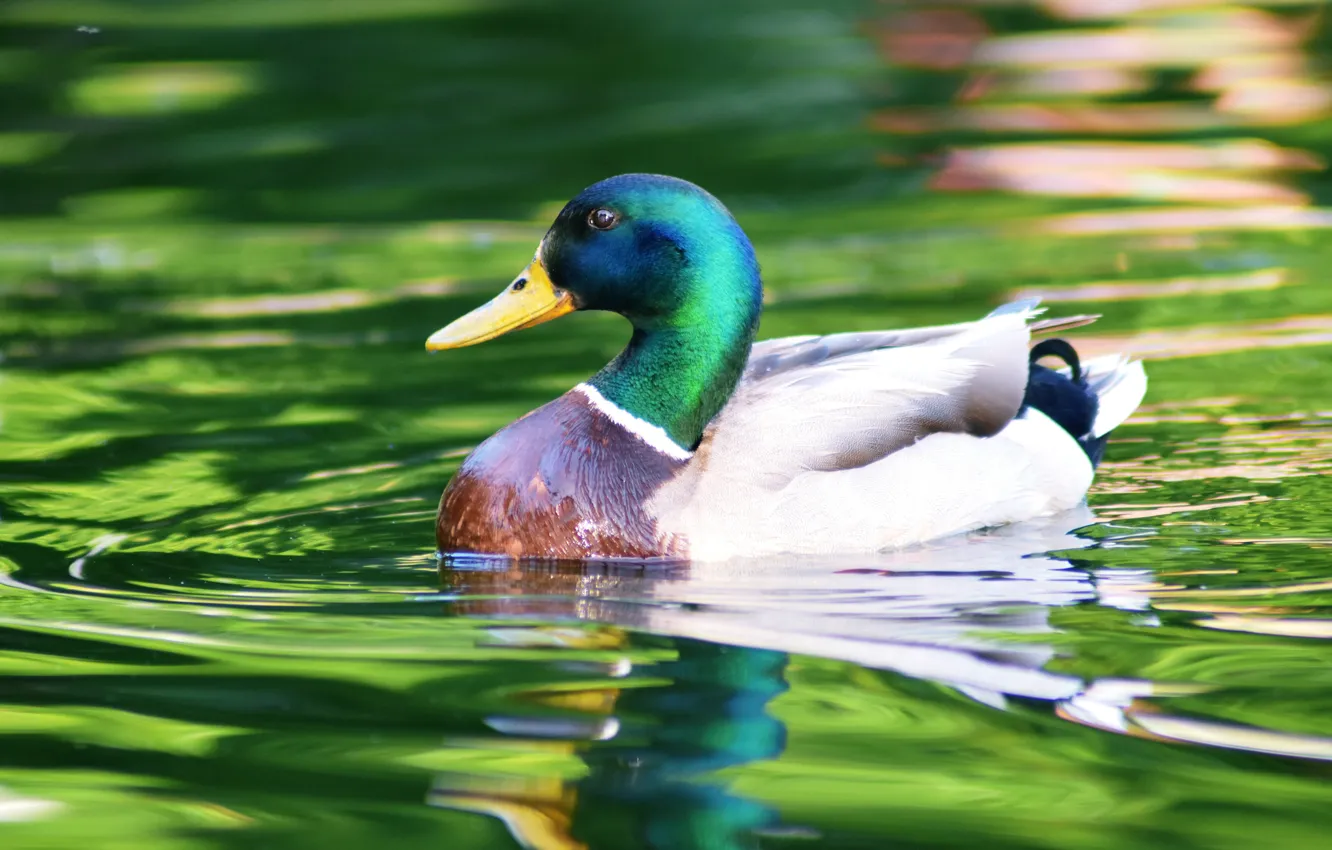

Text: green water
xmin=5 ymin=2 xmax=1332 ymax=848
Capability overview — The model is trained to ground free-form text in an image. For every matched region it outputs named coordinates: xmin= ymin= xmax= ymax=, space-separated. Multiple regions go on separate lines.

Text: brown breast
xmin=437 ymin=391 xmax=688 ymax=559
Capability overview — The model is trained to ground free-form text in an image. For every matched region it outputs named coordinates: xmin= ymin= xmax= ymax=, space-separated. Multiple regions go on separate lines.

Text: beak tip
xmin=423 ymin=257 xmax=565 ymax=354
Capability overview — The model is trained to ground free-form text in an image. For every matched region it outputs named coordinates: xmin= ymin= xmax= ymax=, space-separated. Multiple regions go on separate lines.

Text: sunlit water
xmin=6 ymin=2 xmax=1332 ymax=848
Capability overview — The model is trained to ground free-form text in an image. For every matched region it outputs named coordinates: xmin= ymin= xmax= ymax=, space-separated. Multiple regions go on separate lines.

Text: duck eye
xmin=588 ymin=208 xmax=619 ymax=231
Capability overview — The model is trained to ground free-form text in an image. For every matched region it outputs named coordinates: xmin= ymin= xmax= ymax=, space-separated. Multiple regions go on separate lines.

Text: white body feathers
xmin=645 ymin=305 xmax=1147 ymax=560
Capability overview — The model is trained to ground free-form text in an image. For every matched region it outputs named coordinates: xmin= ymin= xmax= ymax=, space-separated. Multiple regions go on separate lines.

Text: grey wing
xmin=743 ymin=300 xmax=1097 ymax=381
xmin=699 ymin=304 xmax=1077 ymax=489
xmin=743 ymin=324 xmax=974 ymax=381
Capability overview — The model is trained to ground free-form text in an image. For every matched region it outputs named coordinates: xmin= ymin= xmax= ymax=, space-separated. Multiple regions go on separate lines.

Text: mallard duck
xmin=427 ymin=174 xmax=1146 ymax=561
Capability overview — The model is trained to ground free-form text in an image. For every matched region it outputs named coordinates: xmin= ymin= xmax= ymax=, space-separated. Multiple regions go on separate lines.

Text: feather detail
xmin=1030 ymin=314 xmax=1101 ymax=336
xmin=1084 ymin=356 xmax=1148 ymax=437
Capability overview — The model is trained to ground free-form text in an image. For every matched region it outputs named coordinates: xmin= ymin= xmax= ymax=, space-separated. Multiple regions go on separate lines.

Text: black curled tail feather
xmin=1020 ymin=338 xmax=1108 ymax=466
xmin=1029 ymin=339 xmax=1081 ymax=383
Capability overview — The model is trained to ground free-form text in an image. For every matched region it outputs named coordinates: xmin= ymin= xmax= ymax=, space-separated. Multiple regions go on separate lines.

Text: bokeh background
xmin=9 ymin=0 xmax=1332 ymax=219
xmin=4 ymin=2 xmax=1332 ymax=849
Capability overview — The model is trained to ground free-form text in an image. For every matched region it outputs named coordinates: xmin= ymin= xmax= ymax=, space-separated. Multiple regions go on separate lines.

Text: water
xmin=4 ymin=2 xmax=1332 ymax=848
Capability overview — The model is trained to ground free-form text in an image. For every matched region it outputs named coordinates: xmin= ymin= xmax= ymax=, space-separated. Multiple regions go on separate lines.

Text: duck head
xmin=426 ymin=173 xmax=761 ymax=348
xmin=426 ymin=174 xmax=763 ymax=452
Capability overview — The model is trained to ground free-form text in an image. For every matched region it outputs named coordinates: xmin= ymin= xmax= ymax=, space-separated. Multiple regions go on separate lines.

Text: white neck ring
xmin=575 ymin=383 xmax=694 ymax=462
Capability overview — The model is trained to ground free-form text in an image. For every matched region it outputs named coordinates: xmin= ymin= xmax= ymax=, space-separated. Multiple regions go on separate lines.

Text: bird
xmin=425 ymin=174 xmax=1146 ymax=562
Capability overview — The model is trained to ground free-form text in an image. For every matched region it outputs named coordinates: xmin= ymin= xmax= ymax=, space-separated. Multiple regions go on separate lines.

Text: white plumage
xmin=649 ymin=303 xmax=1147 ymax=560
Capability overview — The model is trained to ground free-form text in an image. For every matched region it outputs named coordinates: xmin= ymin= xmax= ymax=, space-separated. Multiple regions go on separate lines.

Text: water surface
xmin=4 ymin=2 xmax=1332 ymax=848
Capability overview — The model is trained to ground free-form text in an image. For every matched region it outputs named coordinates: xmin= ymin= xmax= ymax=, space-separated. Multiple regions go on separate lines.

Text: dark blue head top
xmin=542 ymin=174 xmax=760 ymax=325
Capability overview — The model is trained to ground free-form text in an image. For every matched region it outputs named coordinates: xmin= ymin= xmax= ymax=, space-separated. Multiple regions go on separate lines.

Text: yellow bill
xmin=425 ymin=257 xmax=574 ymax=351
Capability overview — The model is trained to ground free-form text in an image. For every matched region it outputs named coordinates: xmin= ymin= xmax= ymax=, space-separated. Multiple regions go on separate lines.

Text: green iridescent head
xmin=539 ymin=173 xmax=762 ymax=329
xmin=427 ymin=174 xmax=764 ymax=452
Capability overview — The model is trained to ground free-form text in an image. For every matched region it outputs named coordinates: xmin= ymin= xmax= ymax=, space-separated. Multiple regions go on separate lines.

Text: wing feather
xmin=697 ymin=305 xmax=1058 ymax=488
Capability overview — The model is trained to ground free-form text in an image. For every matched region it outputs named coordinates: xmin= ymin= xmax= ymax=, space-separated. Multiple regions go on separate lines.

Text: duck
xmin=426 ymin=174 xmax=1147 ymax=562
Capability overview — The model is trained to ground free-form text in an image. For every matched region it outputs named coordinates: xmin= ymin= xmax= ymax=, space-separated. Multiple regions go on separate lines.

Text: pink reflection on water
xmin=873 ymin=2 xmax=1332 ymax=203
xmin=940 ymin=140 xmax=1321 ymax=172
xmin=872 ymin=101 xmax=1229 ymax=135
xmin=975 ymin=14 xmax=1300 ymax=68
xmin=934 ymin=139 xmax=1319 ymax=202
xmin=1036 ymin=204 xmax=1332 ymax=233
xmin=1072 ymin=314 xmax=1332 ymax=360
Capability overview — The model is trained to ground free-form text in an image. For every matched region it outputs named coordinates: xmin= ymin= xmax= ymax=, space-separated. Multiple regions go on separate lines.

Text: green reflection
xmin=3 ymin=0 xmax=1332 ymax=848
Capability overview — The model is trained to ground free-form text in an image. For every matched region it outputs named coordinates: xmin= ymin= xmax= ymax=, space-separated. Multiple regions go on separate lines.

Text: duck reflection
xmin=445 ymin=507 xmax=1110 ymax=705
xmin=426 ymin=627 xmax=787 ymax=850
xmin=428 ymin=507 xmax=1146 ymax=849
xmin=432 ymin=508 xmax=1331 ymax=848
xmin=566 ymin=642 xmax=786 ymax=850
